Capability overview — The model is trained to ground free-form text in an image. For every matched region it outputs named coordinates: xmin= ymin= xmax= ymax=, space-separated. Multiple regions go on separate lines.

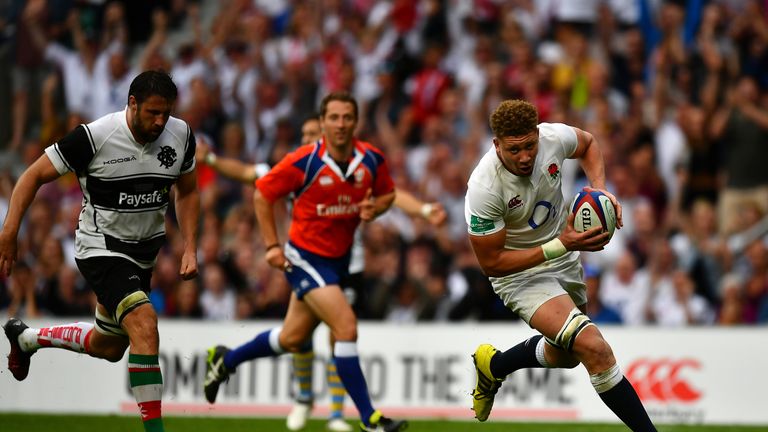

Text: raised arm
xmin=138 ymin=9 xmax=168 ymax=71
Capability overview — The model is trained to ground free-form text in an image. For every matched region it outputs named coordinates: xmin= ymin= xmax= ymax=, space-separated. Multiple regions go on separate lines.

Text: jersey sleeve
xmin=464 ymin=181 xmax=506 ymax=236
xmin=547 ymin=123 xmax=579 ymax=158
xmin=255 ymin=152 xmax=304 ymax=202
xmin=44 ymin=125 xmax=95 ymax=175
xmin=180 ymin=126 xmax=196 ymax=174
xmin=372 ymin=154 xmax=395 ymax=196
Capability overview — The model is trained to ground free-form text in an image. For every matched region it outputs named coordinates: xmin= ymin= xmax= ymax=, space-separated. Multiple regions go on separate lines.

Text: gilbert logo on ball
xmin=570 ymin=189 xmax=617 ymax=238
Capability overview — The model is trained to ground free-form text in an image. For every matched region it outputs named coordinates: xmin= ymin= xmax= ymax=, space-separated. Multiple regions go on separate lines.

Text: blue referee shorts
xmin=283 ymin=242 xmax=351 ymax=299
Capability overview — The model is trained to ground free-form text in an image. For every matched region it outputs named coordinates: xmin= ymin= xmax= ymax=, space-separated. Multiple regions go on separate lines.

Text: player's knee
xmin=573 ymin=329 xmax=614 ymax=368
xmin=90 ymin=341 xmax=128 ymax=362
xmin=119 ymin=294 xmax=157 ymax=335
xmin=331 ymin=321 xmax=358 ymax=342
xmin=549 ymin=307 xmax=594 ymax=352
xmin=559 ymin=356 xmax=581 ymax=369
xmin=103 ymin=346 xmax=127 ymax=363
xmin=281 ymin=334 xmax=307 ymax=353
xmin=544 ymin=343 xmax=581 ymax=369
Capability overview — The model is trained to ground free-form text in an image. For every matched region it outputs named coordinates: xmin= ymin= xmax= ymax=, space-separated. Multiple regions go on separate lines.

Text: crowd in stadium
xmin=1 ymin=0 xmax=767 ymax=326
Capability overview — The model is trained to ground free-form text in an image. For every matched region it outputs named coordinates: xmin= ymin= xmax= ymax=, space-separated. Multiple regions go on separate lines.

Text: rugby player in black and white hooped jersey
xmin=1 ymin=70 xmax=199 ymax=432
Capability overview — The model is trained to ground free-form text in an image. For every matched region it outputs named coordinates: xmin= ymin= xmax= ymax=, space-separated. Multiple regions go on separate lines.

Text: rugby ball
xmin=570 ymin=189 xmax=616 ymax=238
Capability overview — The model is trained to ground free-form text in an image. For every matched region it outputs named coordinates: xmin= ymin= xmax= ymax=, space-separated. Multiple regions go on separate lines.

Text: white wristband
xmin=254 ymin=163 xmax=271 ymax=178
xmin=541 ymin=238 xmax=567 ymax=261
xmin=204 ymin=153 xmax=217 ymax=165
xmin=420 ymin=203 xmax=433 ymax=218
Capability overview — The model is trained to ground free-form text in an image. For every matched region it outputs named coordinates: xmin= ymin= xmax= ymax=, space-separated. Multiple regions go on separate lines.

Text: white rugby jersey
xmin=45 ymin=108 xmax=196 ymax=268
xmin=464 ymin=123 xmax=580 ymax=277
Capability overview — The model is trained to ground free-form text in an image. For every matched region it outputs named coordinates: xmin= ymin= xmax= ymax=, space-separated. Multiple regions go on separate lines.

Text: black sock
xmin=598 ymin=377 xmax=657 ymax=432
xmin=489 ymin=335 xmax=545 ymax=378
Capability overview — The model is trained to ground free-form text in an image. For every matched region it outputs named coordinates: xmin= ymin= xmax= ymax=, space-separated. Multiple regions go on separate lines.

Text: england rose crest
xmin=548 ymin=163 xmax=559 ymax=180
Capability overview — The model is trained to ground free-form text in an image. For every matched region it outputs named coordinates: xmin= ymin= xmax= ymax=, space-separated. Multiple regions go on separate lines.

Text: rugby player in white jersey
xmin=1 ymin=70 xmax=199 ymax=432
xmin=465 ymin=99 xmax=656 ymax=431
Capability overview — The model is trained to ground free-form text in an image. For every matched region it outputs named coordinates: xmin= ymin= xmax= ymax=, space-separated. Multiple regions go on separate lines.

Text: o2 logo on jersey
xmin=527 ymin=200 xmax=557 ymax=229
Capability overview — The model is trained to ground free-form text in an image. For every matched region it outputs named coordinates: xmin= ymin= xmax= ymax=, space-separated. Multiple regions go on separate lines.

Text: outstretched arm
xmin=393 ymin=188 xmax=447 ymax=226
xmin=0 ymin=155 xmax=61 ymax=276
xmin=174 ymin=170 xmax=200 ymax=280
xmin=197 ymin=140 xmax=259 ymax=184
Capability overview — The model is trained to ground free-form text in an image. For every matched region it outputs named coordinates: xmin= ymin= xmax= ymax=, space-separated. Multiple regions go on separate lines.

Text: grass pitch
xmin=1 ymin=414 xmax=766 ymax=432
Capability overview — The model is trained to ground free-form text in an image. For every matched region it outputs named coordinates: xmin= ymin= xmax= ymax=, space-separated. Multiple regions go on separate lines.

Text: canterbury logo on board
xmin=625 ymin=358 xmax=702 ymax=403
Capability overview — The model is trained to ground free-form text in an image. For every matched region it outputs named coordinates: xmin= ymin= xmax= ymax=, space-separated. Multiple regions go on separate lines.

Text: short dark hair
xmin=128 ymin=70 xmax=178 ymax=105
xmin=303 ymin=112 xmax=320 ymax=124
xmin=490 ymin=99 xmax=538 ymax=138
xmin=319 ymin=92 xmax=358 ymax=120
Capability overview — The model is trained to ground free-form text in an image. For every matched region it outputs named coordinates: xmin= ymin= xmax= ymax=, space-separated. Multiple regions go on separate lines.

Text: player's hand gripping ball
xmin=570 ymin=189 xmax=617 ymax=239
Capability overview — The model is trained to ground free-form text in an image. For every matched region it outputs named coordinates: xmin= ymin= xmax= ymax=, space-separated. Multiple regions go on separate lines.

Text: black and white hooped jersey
xmin=44 ymin=108 xmax=196 ymax=268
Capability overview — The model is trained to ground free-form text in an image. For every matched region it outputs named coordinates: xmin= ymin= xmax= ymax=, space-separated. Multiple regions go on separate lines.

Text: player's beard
xmin=133 ymin=119 xmax=163 ymax=144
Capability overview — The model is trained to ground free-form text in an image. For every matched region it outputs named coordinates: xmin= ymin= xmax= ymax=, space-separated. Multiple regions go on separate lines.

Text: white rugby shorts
xmin=490 ymin=259 xmax=586 ymax=323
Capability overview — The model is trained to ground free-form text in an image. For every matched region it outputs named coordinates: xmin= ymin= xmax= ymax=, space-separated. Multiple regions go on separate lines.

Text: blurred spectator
xmin=670 ymin=199 xmax=723 ymax=304
xmin=408 ymin=42 xmax=451 ymax=141
xmin=600 ymin=250 xmax=651 ymax=325
xmin=4 ymin=260 xmax=39 ymax=318
xmin=584 ymin=264 xmax=622 ymax=324
xmin=173 ymin=279 xmax=203 ymax=318
xmin=624 ymin=198 xmax=657 ymax=268
xmin=718 ymin=273 xmax=746 ymax=325
xmin=710 ymin=76 xmax=768 ymax=235
xmin=734 ymin=240 xmax=768 ymax=323
xmin=652 ymin=269 xmax=716 ymax=326
xmin=25 ymin=5 xmax=106 ymax=125
xmin=3 ymin=0 xmax=768 ymax=327
xmin=200 ymin=262 xmax=236 ymax=320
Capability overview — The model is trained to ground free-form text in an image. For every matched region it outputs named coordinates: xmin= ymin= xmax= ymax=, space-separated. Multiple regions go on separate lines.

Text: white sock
xmin=535 ymin=336 xmax=553 ymax=368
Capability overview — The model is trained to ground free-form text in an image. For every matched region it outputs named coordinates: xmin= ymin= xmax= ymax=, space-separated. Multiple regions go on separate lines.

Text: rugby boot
xmin=471 ymin=344 xmax=504 ymax=421
xmin=203 ymin=345 xmax=232 ymax=404
xmin=4 ymin=318 xmax=33 ymax=381
xmin=359 ymin=410 xmax=408 ymax=431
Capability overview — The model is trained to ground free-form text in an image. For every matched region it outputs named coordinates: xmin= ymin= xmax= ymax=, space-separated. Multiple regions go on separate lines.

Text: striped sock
xmin=23 ymin=323 xmax=94 ymax=353
xmin=333 ymin=342 xmax=374 ymax=425
xmin=326 ymin=359 xmax=345 ymax=419
xmin=292 ymin=348 xmax=314 ymax=403
xmin=128 ymin=354 xmax=164 ymax=432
